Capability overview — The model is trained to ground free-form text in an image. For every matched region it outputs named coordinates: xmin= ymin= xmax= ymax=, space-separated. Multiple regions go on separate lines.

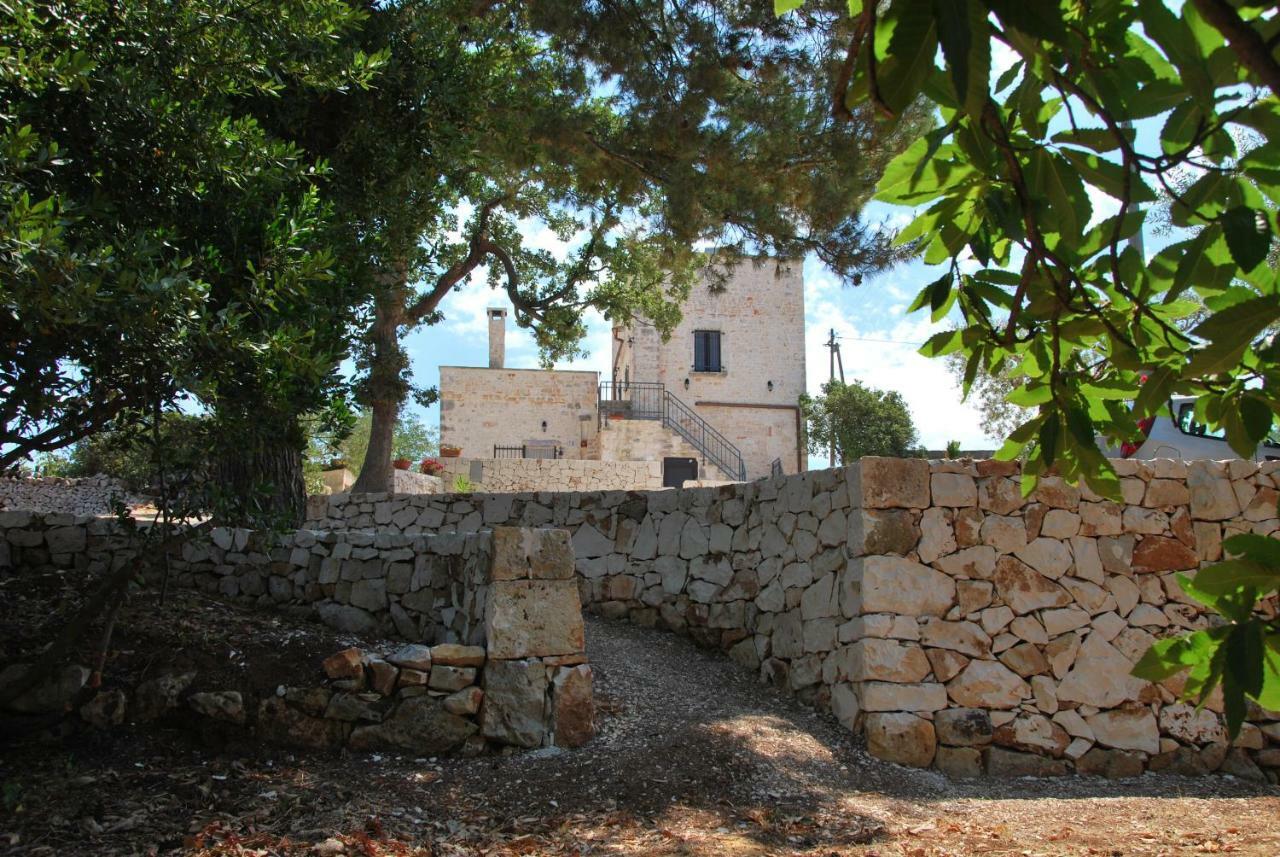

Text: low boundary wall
xmin=439 ymin=456 xmax=663 ymax=493
xmin=299 ymin=457 xmax=1280 ymax=779
xmin=6 ymin=458 xmax=1279 ymax=778
xmin=2 ymin=522 xmax=592 ymax=752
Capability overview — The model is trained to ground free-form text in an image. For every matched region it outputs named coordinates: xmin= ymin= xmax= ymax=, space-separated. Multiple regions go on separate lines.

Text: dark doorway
xmin=663 ymin=456 xmax=698 ymax=488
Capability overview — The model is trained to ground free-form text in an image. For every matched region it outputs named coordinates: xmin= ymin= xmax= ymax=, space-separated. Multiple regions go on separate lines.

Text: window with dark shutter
xmin=693 ymin=330 xmax=721 ymax=372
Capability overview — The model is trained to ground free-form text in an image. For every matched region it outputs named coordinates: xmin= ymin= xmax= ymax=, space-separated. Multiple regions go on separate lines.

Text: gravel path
xmin=5 ymin=614 xmax=1280 ymax=856
xmin=424 ymin=616 xmax=1280 ymax=854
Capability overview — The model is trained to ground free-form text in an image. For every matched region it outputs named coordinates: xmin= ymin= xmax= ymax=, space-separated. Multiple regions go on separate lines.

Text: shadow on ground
xmin=3 ymin=613 xmax=1278 ymax=856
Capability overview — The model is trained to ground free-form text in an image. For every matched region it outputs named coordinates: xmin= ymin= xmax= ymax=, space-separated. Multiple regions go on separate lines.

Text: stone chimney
xmin=488 ymin=307 xmax=507 ymax=369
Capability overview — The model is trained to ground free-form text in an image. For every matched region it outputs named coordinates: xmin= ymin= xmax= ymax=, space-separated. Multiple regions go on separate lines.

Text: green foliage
xmin=801 ymin=380 xmax=920 ymax=463
xmin=307 ymin=411 xmax=438 ymax=476
xmin=945 ymin=439 xmax=962 ymax=459
xmin=56 ymin=413 xmax=208 ymax=492
xmin=0 ymin=0 xmax=378 ymax=521
xmin=451 ymin=475 xmax=474 ymax=494
xmin=779 ymin=0 xmax=1280 ymax=499
xmin=1133 ymin=533 xmax=1280 ymax=737
xmin=276 ymin=0 xmax=932 ymax=491
xmin=945 ymin=349 xmax=1029 ymax=442
xmin=778 ymin=0 xmax=1280 ymax=736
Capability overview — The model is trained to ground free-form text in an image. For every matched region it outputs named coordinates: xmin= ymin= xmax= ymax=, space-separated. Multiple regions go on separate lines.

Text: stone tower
xmin=611 ymin=258 xmax=807 ymax=479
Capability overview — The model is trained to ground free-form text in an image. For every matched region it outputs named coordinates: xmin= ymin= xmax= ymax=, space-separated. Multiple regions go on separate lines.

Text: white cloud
xmin=804 ymin=274 xmax=996 ymax=454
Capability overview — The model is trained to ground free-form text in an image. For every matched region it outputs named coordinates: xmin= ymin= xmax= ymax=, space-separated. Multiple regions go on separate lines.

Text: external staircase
xmin=598 ymin=381 xmax=746 ymax=482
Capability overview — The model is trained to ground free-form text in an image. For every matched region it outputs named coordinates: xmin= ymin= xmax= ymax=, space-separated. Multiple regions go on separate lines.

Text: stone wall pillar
xmin=479 ymin=527 xmax=593 ymax=748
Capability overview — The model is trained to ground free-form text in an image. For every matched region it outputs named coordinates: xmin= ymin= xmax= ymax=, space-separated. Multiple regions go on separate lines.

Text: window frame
xmin=692 ymin=329 xmax=722 ymax=373
xmin=1175 ymin=402 xmax=1227 ymax=441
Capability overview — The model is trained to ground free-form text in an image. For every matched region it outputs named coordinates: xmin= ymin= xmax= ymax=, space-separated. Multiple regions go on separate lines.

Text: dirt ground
xmin=1 ymin=586 xmax=1278 ymax=857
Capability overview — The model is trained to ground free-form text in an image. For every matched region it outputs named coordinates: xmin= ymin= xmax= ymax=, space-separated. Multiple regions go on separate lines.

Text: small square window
xmin=693 ymin=330 xmax=721 ymax=372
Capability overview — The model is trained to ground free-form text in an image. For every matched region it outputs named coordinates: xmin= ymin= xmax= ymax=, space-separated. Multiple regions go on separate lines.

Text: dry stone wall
xmin=253 ymin=530 xmax=594 ymax=755
xmin=3 ymin=522 xmax=594 ymax=754
xmin=392 ymin=469 xmax=446 ymax=494
xmin=296 ymin=458 xmax=1280 ymax=780
xmin=0 ymin=476 xmax=147 ymax=515
xmin=439 ymin=456 xmax=663 ymax=493
xmin=8 ymin=459 xmax=1280 ymax=778
xmin=1 ymin=515 xmax=581 ymax=651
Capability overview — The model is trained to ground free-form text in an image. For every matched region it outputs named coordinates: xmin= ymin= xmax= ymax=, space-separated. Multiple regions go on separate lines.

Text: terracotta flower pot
xmin=393 ymin=458 xmax=412 ymax=470
xmin=440 ymin=446 xmax=462 ymax=458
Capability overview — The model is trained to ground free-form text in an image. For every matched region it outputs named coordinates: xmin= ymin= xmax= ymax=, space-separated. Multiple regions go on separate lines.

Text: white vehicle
xmin=1109 ymin=396 xmax=1280 ymax=462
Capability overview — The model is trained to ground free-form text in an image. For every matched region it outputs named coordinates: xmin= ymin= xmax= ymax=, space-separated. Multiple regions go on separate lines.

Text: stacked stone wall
xmin=438 ymin=456 xmax=663 ymax=492
xmin=3 ymin=525 xmax=593 ymax=754
xmin=296 ymin=458 xmax=1280 ymax=779
xmin=254 ymin=637 xmax=593 ymax=754
xmin=7 ymin=460 xmax=1280 ymax=778
xmin=392 ymin=469 xmax=446 ymax=494
xmin=0 ymin=476 xmax=147 ymax=516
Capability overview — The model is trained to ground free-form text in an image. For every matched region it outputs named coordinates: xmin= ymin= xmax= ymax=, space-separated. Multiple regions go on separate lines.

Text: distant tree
xmin=802 ymin=380 xmax=919 ymax=463
xmin=307 ymin=411 xmax=438 ymax=477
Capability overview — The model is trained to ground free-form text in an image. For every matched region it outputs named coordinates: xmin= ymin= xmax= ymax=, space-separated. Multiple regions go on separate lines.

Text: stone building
xmin=439 ymin=307 xmax=603 ymax=462
xmin=609 ymin=258 xmax=806 ymax=480
xmin=438 ymin=258 xmax=806 ymax=489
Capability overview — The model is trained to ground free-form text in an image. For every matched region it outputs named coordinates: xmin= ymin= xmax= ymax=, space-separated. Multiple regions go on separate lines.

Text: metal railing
xmin=493 ymin=444 xmax=563 ymax=459
xmin=599 ymin=381 xmax=746 ymax=481
xmin=598 ymin=381 xmax=665 ymax=420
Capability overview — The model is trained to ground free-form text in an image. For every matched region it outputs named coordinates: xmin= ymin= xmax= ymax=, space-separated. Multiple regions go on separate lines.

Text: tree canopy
xmin=802 ymin=379 xmax=920 ymax=462
xmin=257 ymin=0 xmax=933 ymax=493
xmin=0 ymin=0 xmax=383 ymax=519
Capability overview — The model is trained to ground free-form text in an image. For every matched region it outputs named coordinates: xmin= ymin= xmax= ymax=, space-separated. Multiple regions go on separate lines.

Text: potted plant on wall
xmin=392 ymin=456 xmax=412 ymax=470
xmin=420 ymin=457 xmax=445 ymax=476
xmin=440 ymin=444 xmax=462 ymax=458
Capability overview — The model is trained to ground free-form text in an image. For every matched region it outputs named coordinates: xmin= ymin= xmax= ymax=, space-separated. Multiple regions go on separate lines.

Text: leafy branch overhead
xmin=1133 ymin=533 xmax=1280 ymax=737
xmin=779 ymin=0 xmax=1280 ymax=737
xmin=781 ymin=0 xmax=1279 ymax=502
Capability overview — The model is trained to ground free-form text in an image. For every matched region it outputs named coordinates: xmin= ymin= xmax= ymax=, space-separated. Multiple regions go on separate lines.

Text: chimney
xmin=487 ymin=307 xmax=507 ymax=368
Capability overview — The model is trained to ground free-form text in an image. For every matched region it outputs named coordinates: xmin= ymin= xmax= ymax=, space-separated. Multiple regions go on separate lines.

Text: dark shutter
xmin=693 ymin=330 xmax=721 ymax=371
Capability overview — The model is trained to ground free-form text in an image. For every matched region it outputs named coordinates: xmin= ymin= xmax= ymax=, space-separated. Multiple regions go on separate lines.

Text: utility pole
xmin=825 ymin=328 xmax=844 ymax=466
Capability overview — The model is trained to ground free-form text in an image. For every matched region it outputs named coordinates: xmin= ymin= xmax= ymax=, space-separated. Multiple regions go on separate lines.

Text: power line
xmin=830 ymin=334 xmax=927 ymax=346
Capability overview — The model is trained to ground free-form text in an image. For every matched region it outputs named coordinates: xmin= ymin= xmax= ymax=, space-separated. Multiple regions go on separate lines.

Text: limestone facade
xmin=438 ymin=366 xmax=600 ymax=461
xmin=597 ymin=418 xmax=714 ymax=480
xmin=612 ymin=258 xmax=807 ymax=478
xmin=434 ymin=258 xmax=807 ymax=492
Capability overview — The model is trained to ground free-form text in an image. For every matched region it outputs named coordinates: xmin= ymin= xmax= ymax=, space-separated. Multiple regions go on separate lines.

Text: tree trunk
xmin=352 ymin=282 xmax=407 ymax=495
xmin=214 ymin=429 xmax=306 ymax=526
xmin=353 ymin=397 xmax=398 ymax=495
